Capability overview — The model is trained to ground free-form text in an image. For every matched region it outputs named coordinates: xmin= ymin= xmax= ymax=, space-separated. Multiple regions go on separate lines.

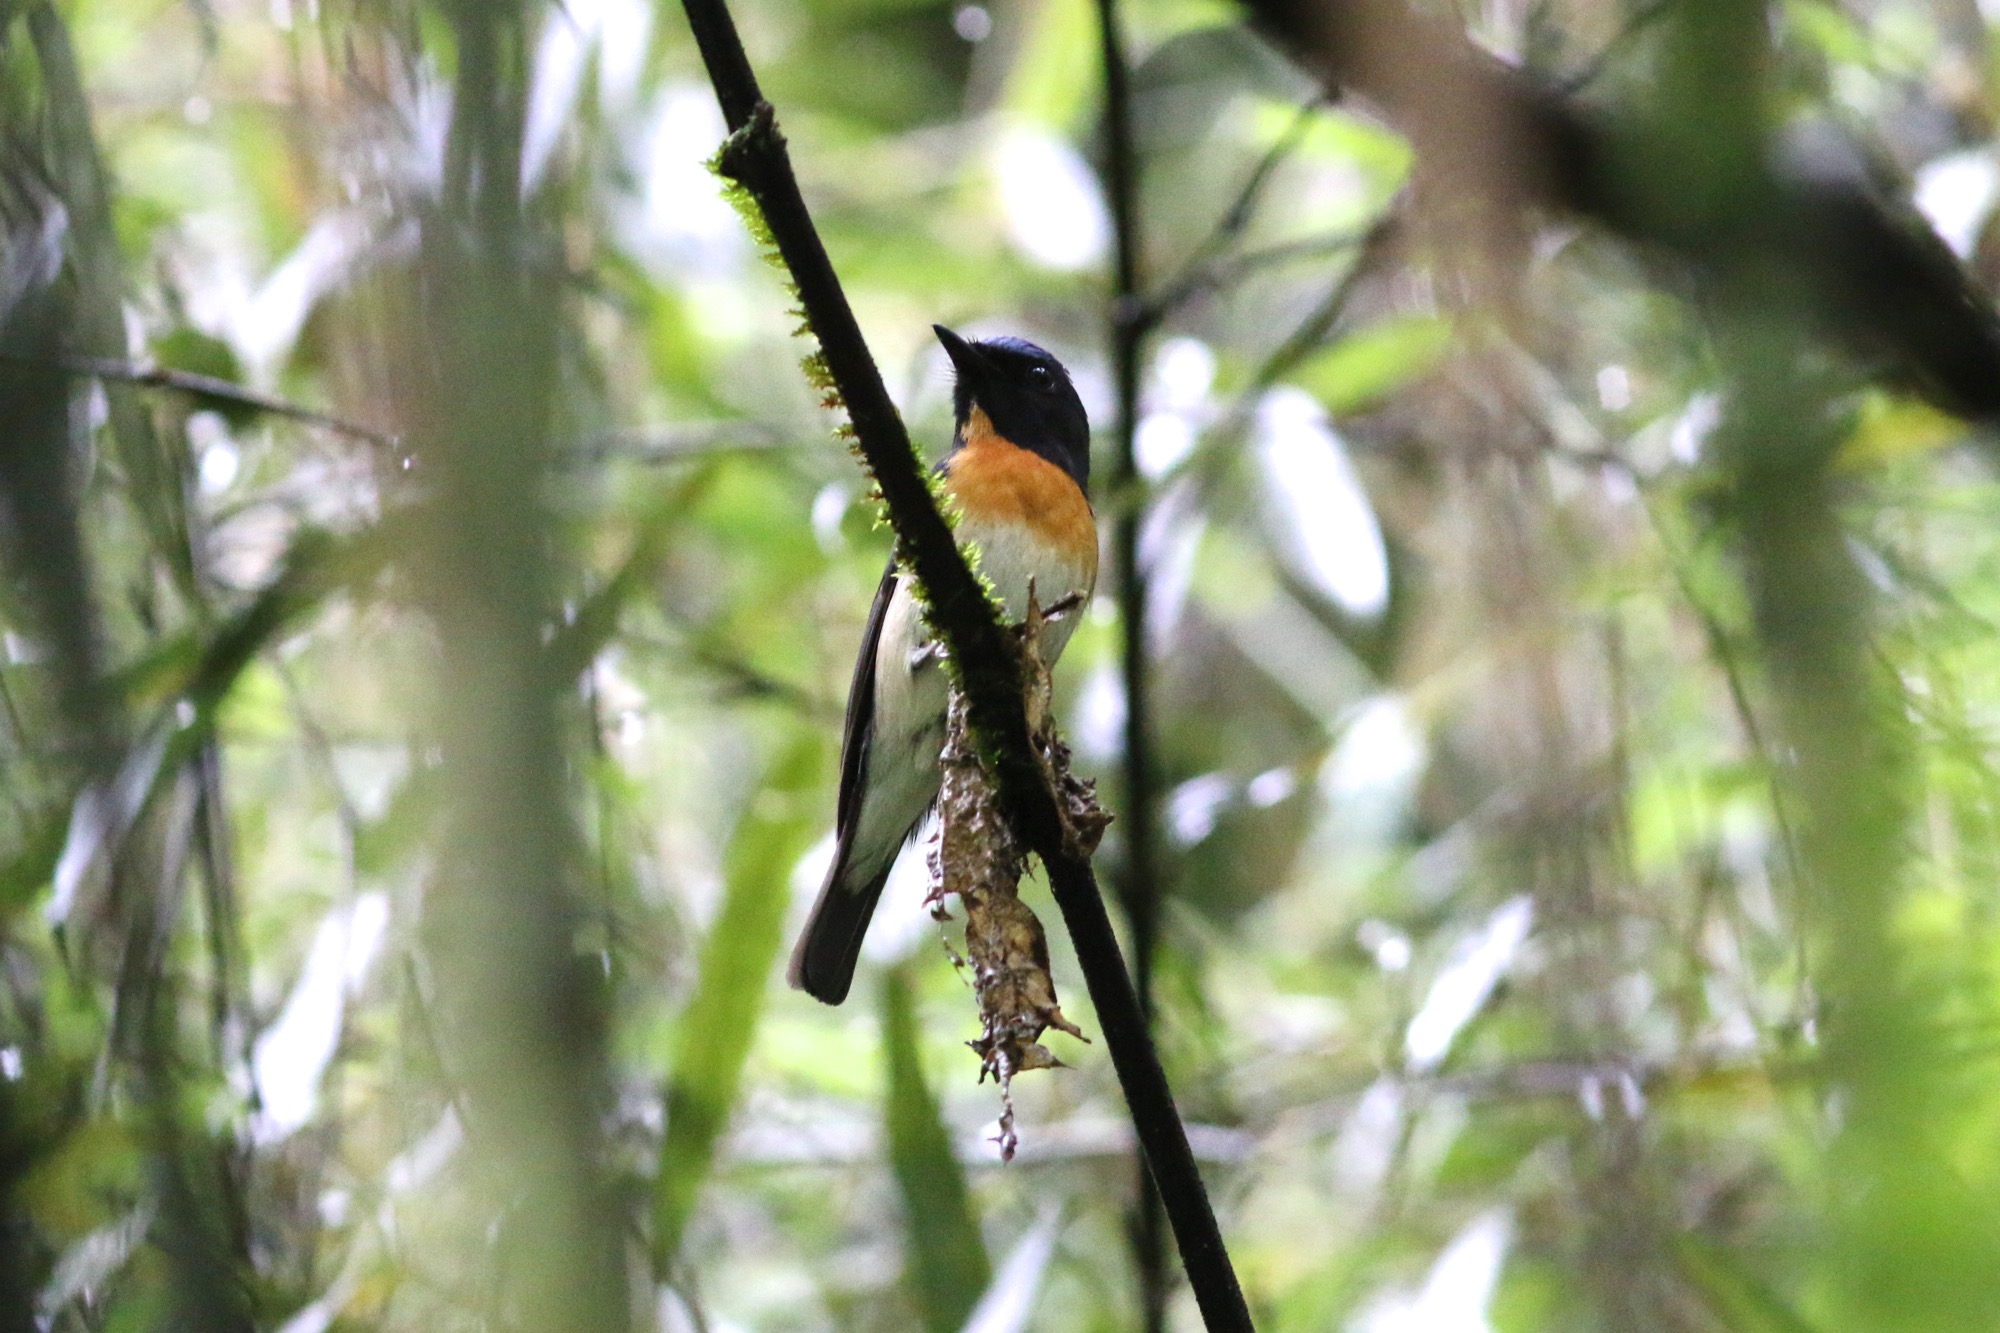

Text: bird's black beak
xmin=933 ymin=324 xmax=988 ymax=386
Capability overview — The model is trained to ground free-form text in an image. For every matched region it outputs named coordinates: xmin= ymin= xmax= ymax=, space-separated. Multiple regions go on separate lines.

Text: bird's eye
xmin=1028 ymin=365 xmax=1056 ymax=392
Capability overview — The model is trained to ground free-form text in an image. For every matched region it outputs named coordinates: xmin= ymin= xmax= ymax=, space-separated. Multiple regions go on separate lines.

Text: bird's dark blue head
xmin=934 ymin=325 xmax=1091 ymax=488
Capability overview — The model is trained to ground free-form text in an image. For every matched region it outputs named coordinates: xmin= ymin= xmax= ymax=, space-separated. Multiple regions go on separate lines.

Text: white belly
xmin=955 ymin=510 xmax=1097 ymax=662
xmin=846 ymin=517 xmax=1097 ymax=880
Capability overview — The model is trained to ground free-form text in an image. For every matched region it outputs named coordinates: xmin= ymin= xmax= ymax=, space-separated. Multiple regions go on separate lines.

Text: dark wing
xmin=832 ymin=559 xmax=898 ymax=837
xmin=787 ymin=560 xmax=900 ymax=1003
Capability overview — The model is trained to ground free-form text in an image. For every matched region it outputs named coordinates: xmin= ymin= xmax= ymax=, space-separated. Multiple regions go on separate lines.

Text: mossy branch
xmin=675 ymin=2 xmax=1255 ymax=1327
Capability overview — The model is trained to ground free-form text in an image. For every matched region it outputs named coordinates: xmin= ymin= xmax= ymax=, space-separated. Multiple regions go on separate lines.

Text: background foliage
xmin=3 ymin=0 xmax=2000 ymax=1328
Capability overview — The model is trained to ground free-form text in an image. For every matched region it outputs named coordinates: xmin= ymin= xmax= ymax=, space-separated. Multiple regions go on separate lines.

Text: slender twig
xmin=118 ymin=780 xmax=257 ymax=1332
xmin=674 ymin=0 xmax=1254 ymax=1325
xmin=1248 ymin=213 xmax=1399 ymax=394
xmin=399 ymin=955 xmax=474 ymax=1132
xmin=1091 ymin=0 xmax=1170 ymax=1325
xmin=273 ymin=661 xmax=365 ymax=830
xmin=189 ymin=743 xmax=247 ymax=1074
xmin=1148 ymin=229 xmax=1368 ymax=322
xmin=0 ymin=668 xmax=32 ymax=797
xmin=1635 ymin=492 xmax=1811 ymax=921
xmin=0 ymin=351 xmax=401 ymax=447
xmin=562 ymin=422 xmax=800 ymax=466
xmin=1162 ymin=211 xmax=1400 ymax=503
xmin=1138 ymin=98 xmax=1326 ymax=327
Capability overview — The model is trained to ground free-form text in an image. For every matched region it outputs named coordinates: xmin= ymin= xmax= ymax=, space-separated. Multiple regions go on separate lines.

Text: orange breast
xmin=943 ymin=408 xmax=1097 ymax=565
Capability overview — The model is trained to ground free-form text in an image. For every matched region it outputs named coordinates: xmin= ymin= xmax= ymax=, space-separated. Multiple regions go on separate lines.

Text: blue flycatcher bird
xmin=788 ymin=325 xmax=1098 ymax=1004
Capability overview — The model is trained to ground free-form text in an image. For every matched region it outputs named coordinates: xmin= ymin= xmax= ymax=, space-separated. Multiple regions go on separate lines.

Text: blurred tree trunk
xmin=400 ymin=5 xmax=629 ymax=1330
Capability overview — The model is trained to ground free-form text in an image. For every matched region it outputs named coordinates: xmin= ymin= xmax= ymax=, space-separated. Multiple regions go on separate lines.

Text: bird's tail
xmin=787 ymin=852 xmax=895 ymax=1005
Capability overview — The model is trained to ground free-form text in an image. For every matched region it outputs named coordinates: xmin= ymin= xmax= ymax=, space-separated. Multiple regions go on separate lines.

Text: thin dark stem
xmin=1094 ymin=0 xmax=1150 ymax=1019
xmin=1148 ymin=229 xmax=1367 ymax=323
xmin=1097 ymin=0 xmax=1140 ymax=329
xmin=118 ymin=797 xmax=255 ymax=1333
xmin=0 ymin=352 xmax=401 ymax=447
xmin=1633 ymin=490 xmax=1811 ymax=963
xmin=1092 ymin=0 xmax=1170 ymax=1325
xmin=563 ymin=421 xmax=797 ymax=465
xmin=1159 ymin=213 xmax=1396 ymax=506
xmin=1138 ymin=98 xmax=1325 ymax=327
xmin=674 ymin=0 xmax=1253 ymax=1325
xmin=190 ymin=744 xmax=247 ymax=1073
xmin=1250 ymin=214 xmax=1398 ymax=393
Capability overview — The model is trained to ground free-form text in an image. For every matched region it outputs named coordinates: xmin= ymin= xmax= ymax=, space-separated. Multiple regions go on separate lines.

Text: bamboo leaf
xmin=653 ymin=728 xmax=824 ymax=1266
xmin=881 ymin=964 xmax=991 ymax=1332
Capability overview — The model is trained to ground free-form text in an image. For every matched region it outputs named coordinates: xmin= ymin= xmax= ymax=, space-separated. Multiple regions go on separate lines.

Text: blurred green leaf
xmin=1835 ymin=392 xmax=1964 ymax=471
xmin=19 ymin=1120 xmax=143 ymax=1242
xmin=1673 ymin=1234 xmax=1819 ymax=1333
xmin=151 ymin=328 xmax=240 ymax=384
xmin=1783 ymin=0 xmax=1871 ymax=64
xmin=654 ymin=728 xmax=825 ymax=1265
xmin=546 ymin=472 xmax=715 ymax=684
xmin=995 ymin=0 xmax=1099 ymax=127
xmin=880 ymin=963 xmax=990 ymax=1332
xmin=1291 ymin=313 xmax=1451 ymax=416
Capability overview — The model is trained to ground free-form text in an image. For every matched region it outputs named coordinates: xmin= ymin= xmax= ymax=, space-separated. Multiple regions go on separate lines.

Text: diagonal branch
xmin=1234 ymin=0 xmax=2000 ymax=424
xmin=0 ymin=353 xmax=403 ymax=447
xmin=675 ymin=0 xmax=1254 ymax=1327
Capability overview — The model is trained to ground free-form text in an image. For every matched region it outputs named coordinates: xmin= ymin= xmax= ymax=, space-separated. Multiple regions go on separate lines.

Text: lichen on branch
xmin=709 ymin=115 xmax=856 ymax=442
